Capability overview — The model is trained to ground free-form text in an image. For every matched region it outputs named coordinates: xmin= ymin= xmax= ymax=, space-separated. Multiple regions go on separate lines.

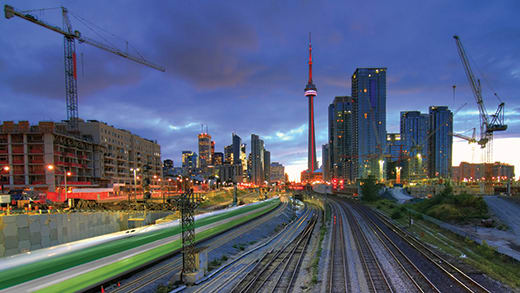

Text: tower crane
xmin=4 ymin=5 xmax=165 ymax=131
xmin=450 ymin=128 xmax=476 ymax=144
xmin=453 ymin=35 xmax=507 ymax=161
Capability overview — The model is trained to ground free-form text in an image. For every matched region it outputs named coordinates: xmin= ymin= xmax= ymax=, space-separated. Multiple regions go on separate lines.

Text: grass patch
xmin=371 ymin=200 xmax=520 ymax=289
xmin=232 ymin=243 xmax=246 ymax=251
xmin=409 ymin=184 xmax=488 ymax=224
xmin=208 ymin=254 xmax=229 ymax=271
xmin=3 ymin=200 xmax=278 ymax=292
xmin=36 ymin=200 xmax=280 ymax=293
xmin=311 ymin=204 xmax=328 ymax=284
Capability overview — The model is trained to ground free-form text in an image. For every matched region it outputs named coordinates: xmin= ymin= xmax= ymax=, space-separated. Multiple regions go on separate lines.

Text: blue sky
xmin=1 ymin=1 xmax=519 ymax=180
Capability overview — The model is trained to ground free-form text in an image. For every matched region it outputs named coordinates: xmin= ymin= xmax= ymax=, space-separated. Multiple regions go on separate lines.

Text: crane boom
xmin=4 ymin=4 xmax=165 ymax=130
xmin=450 ymin=133 xmax=476 ymax=143
xmin=453 ymin=35 xmax=489 ymax=127
xmin=4 ymin=5 xmax=165 ymax=72
xmin=453 ymin=35 xmax=506 ymax=149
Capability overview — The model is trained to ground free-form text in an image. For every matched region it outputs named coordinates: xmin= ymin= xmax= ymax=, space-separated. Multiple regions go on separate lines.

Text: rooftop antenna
xmin=452 ymin=85 xmax=456 ymax=108
xmin=308 ymin=32 xmax=313 ymax=84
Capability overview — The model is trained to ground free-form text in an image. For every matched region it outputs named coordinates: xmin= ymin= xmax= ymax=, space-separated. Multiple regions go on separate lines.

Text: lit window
xmin=364 ymin=113 xmax=368 ymax=119
xmin=375 ymin=69 xmax=379 ymax=74
xmin=368 ymin=74 xmax=371 ymax=77
xmin=363 ymin=88 xmax=367 ymax=93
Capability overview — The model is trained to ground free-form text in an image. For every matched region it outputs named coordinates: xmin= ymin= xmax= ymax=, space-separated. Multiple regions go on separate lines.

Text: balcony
xmin=67 ymin=181 xmax=92 ymax=186
xmin=28 ymin=148 xmax=43 ymax=154
xmin=29 ymin=170 xmax=45 ymax=175
xmin=12 ymin=158 xmax=25 ymax=164
xmin=12 ymin=147 xmax=24 ymax=154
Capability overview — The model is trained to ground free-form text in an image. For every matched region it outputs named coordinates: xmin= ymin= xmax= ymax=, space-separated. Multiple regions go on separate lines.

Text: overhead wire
xmin=69 ymin=11 xmax=146 ymax=61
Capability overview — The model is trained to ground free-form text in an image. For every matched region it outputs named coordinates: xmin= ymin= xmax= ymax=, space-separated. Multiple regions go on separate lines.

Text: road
xmin=484 ymin=196 xmax=520 ymax=239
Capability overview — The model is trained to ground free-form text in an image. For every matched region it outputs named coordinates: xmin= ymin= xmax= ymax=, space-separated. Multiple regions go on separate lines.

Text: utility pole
xmin=130 ymin=168 xmax=140 ymax=202
xmin=233 ymin=181 xmax=238 ymax=206
xmin=175 ymin=181 xmax=202 ymax=282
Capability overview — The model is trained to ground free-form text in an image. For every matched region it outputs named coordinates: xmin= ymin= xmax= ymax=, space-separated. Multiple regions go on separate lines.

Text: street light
xmin=379 ymin=160 xmax=384 ymax=182
xmin=47 ymin=164 xmax=72 ymax=200
xmin=1 ymin=166 xmax=10 ymax=194
xmin=130 ymin=168 xmax=140 ymax=202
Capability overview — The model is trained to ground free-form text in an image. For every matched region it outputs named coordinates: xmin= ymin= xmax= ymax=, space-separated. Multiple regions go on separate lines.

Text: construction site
xmin=1 ymin=2 xmax=520 ymax=293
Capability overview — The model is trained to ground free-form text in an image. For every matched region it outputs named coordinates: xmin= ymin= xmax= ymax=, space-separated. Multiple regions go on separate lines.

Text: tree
xmin=360 ymin=175 xmax=380 ymax=202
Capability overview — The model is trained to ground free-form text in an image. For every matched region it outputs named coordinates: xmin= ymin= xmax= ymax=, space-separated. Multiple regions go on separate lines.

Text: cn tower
xmin=304 ymin=33 xmax=318 ymax=172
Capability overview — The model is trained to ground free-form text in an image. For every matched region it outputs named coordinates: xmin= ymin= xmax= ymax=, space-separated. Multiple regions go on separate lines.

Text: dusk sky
xmin=1 ymin=1 xmax=519 ymax=180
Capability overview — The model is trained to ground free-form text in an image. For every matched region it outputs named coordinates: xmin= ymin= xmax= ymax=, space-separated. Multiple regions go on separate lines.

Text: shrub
xmin=476 ymin=240 xmax=496 ymax=259
xmin=360 ymin=175 xmax=381 ymax=202
xmin=391 ymin=210 xmax=403 ymax=219
xmin=427 ymin=204 xmax=462 ymax=221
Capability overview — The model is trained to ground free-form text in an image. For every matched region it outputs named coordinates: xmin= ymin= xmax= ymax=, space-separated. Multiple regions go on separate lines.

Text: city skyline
xmin=1 ymin=1 xmax=519 ymax=181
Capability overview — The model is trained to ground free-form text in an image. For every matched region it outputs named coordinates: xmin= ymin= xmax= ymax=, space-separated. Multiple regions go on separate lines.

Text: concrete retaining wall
xmin=0 ymin=211 xmax=171 ymax=257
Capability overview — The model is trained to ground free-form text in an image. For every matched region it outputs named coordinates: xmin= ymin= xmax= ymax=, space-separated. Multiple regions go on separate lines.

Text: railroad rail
xmin=350 ymin=201 xmax=490 ymax=293
xmin=193 ymin=206 xmax=313 ymax=293
xmin=107 ymin=201 xmax=288 ymax=293
xmin=339 ymin=201 xmax=394 ymax=293
xmin=230 ymin=212 xmax=317 ymax=293
xmin=367 ymin=205 xmax=491 ymax=293
xmin=327 ymin=203 xmax=348 ymax=293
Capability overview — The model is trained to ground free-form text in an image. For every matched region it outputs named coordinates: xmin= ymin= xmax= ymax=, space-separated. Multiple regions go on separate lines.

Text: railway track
xmin=192 ymin=206 xmax=313 ymax=293
xmin=349 ymin=201 xmax=490 ymax=293
xmin=327 ymin=203 xmax=348 ymax=293
xmin=230 ymin=212 xmax=317 ymax=293
xmin=366 ymin=205 xmax=491 ymax=293
xmin=107 ymin=202 xmax=288 ymax=293
xmin=339 ymin=201 xmax=393 ymax=293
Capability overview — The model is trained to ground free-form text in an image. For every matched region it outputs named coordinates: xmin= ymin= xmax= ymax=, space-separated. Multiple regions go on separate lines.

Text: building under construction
xmin=0 ymin=120 xmax=161 ymax=192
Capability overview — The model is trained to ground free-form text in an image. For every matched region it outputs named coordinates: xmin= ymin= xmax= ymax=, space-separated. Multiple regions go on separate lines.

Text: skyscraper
xmin=240 ymin=143 xmax=247 ymax=173
xmin=304 ymin=35 xmax=318 ymax=173
xmin=182 ymin=151 xmax=194 ymax=168
xmin=212 ymin=152 xmax=224 ymax=166
xmin=224 ymin=145 xmax=233 ymax=164
xmin=198 ymin=132 xmax=211 ymax=168
xmin=428 ymin=106 xmax=453 ymax=178
xmin=251 ymin=134 xmax=265 ymax=185
xmin=263 ymin=150 xmax=271 ymax=182
xmin=182 ymin=151 xmax=198 ymax=170
xmin=328 ymin=96 xmax=355 ymax=182
xmin=322 ymin=144 xmax=330 ymax=181
xmin=232 ymin=133 xmax=242 ymax=165
xmin=352 ymin=68 xmax=387 ymax=179
xmin=400 ymin=111 xmax=430 ymax=178
xmin=270 ymin=162 xmax=285 ymax=183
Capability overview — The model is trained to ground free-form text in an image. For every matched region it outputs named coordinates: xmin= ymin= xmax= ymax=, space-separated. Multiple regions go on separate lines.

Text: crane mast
xmin=4 ymin=4 xmax=165 ymax=131
xmin=453 ymin=35 xmax=507 ymax=150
